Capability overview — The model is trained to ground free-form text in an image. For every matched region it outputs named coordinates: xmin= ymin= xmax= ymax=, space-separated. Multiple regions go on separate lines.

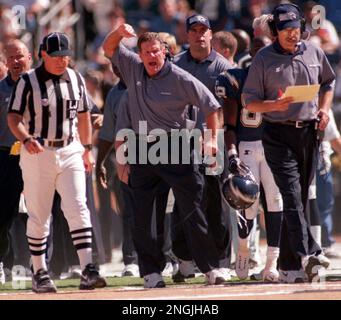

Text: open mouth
xmin=148 ymin=62 xmax=157 ymax=67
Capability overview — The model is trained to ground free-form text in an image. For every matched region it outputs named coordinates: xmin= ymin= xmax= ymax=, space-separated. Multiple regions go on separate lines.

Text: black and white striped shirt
xmin=8 ymin=64 xmax=89 ymax=141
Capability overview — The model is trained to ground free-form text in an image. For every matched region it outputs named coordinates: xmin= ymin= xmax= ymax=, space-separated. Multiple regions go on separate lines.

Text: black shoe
xmin=172 ymin=270 xmax=195 ymax=283
xmin=304 ymin=256 xmax=329 ymax=283
xmin=79 ymin=263 xmax=107 ymax=290
xmin=32 ymin=269 xmax=57 ymax=293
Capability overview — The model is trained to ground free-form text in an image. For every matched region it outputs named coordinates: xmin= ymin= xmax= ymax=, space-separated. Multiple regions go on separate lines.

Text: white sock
xmin=77 ymin=248 xmax=92 ymax=271
xmin=310 ymin=225 xmax=322 ymax=247
xmin=265 ymin=246 xmax=280 ymax=270
xmin=31 ymin=255 xmax=47 ymax=274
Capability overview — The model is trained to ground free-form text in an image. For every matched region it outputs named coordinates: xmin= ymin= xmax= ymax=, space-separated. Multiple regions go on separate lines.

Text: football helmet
xmin=222 ymin=173 xmax=259 ymax=210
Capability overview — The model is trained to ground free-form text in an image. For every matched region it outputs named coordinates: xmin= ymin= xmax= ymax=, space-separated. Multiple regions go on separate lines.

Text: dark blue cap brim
xmin=48 ymin=49 xmax=73 ymax=57
xmin=276 ymin=20 xmax=301 ymax=31
xmin=187 ymin=22 xmax=210 ymax=32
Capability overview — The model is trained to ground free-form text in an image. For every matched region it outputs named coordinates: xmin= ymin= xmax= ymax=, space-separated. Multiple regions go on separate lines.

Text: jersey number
xmin=240 ymin=108 xmax=262 ymax=128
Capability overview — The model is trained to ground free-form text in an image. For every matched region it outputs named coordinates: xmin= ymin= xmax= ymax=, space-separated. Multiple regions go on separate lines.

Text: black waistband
xmin=35 ymin=137 xmax=73 ymax=148
xmin=265 ymin=119 xmax=316 ymax=128
xmin=0 ymin=146 xmax=11 ymax=152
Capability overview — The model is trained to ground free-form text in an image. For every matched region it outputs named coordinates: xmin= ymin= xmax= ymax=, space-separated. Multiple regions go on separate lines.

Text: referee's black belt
xmin=265 ymin=119 xmax=316 ymax=128
xmin=35 ymin=137 xmax=73 ymax=148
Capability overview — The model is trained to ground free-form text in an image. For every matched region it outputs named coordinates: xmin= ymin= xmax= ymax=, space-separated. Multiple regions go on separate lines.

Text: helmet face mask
xmin=223 ymin=174 xmax=260 ymax=210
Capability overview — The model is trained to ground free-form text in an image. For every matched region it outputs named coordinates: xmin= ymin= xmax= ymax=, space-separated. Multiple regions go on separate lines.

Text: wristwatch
xmin=83 ymin=144 xmax=93 ymax=151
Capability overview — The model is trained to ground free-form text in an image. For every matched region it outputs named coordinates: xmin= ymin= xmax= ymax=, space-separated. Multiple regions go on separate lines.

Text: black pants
xmin=129 ymin=141 xmax=220 ymax=276
xmin=172 ymin=174 xmax=231 ymax=265
xmin=120 ymin=180 xmax=173 ymax=266
xmin=262 ymin=122 xmax=321 ymax=270
xmin=0 ymin=151 xmax=23 ymax=262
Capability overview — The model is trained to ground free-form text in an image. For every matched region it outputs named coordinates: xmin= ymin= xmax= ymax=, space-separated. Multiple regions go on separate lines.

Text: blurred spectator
xmin=175 ymin=19 xmax=189 ymax=50
xmin=0 ymin=3 xmax=20 ymax=42
xmin=212 ymin=31 xmax=238 ymax=66
xmin=150 ymin=0 xmax=180 ymax=34
xmin=91 ymin=7 xmax=126 ymax=55
xmin=304 ymin=1 xmax=340 ymax=55
xmin=231 ymin=28 xmax=252 ymax=68
xmin=194 ymin=0 xmax=229 ymax=32
xmin=159 ymin=32 xmax=181 ymax=56
xmin=84 ymin=69 xmax=104 ymax=110
xmin=319 ymin=0 xmax=341 ymax=32
xmin=0 ymin=54 xmax=7 ymax=80
xmin=252 ymin=13 xmax=274 ymax=40
xmin=234 ymin=0 xmax=270 ymax=36
xmin=124 ymin=0 xmax=158 ymax=30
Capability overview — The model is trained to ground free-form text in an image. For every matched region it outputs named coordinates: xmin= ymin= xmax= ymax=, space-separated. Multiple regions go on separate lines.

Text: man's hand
xmin=228 ymin=154 xmax=251 ymax=176
xmin=317 ymin=109 xmax=329 ymax=131
xmin=96 ymin=164 xmax=108 ymax=189
xmin=117 ymin=23 xmax=137 ymax=38
xmin=273 ymin=96 xmax=294 ymax=112
xmin=24 ymin=138 xmax=44 ymax=154
xmin=91 ymin=114 xmax=103 ymax=130
xmin=83 ymin=150 xmax=95 ymax=174
xmin=203 ymin=137 xmax=217 ymax=157
xmin=116 ymin=162 xmax=130 ymax=185
xmin=102 ymin=23 xmax=137 ymax=58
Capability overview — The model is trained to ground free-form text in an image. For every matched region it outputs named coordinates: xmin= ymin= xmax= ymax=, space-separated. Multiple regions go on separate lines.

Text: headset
xmin=268 ymin=3 xmax=306 ymax=37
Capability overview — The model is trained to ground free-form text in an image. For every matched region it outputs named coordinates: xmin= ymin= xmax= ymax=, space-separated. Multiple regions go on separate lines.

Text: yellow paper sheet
xmin=282 ymin=84 xmax=320 ymax=103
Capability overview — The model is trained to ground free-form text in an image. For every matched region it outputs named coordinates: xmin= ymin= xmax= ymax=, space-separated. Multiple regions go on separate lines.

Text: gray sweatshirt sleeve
xmin=111 ymin=44 xmax=141 ymax=86
xmin=317 ymin=47 xmax=336 ymax=93
xmin=183 ymin=74 xmax=221 ymax=116
xmin=114 ymin=93 xmax=131 ymax=137
xmin=98 ymin=89 xmax=116 ymax=142
xmin=241 ymin=53 xmax=265 ymax=106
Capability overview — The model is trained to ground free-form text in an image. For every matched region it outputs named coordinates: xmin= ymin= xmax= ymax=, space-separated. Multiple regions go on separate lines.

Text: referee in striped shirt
xmin=7 ymin=32 xmax=106 ymax=293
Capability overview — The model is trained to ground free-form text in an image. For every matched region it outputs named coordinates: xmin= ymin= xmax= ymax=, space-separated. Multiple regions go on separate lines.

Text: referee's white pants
xmin=239 ymin=140 xmax=283 ymax=220
xmin=20 ymin=140 xmax=92 ymax=239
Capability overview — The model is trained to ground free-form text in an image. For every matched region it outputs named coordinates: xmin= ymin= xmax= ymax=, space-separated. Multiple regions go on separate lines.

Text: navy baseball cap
xmin=41 ymin=32 xmax=73 ymax=57
xmin=186 ymin=14 xmax=210 ymax=32
xmin=273 ymin=4 xmax=302 ymax=31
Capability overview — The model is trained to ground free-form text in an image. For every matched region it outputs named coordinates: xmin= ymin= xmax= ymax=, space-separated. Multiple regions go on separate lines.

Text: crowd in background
xmin=2 ymin=0 xmax=341 ymax=278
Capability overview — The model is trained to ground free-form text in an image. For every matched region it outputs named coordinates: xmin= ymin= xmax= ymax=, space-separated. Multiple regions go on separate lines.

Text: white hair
xmin=252 ymin=14 xmax=273 ymax=39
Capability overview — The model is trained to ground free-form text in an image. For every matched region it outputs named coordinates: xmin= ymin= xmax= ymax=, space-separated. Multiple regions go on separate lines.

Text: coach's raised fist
xmin=117 ymin=24 xmax=137 ymax=38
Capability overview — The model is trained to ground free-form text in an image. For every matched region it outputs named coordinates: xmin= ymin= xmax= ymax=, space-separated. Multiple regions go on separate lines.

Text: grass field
xmin=0 ymin=275 xmax=255 ymax=294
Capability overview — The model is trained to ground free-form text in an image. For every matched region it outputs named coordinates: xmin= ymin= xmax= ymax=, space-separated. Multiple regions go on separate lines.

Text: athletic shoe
xmin=172 ymin=259 xmax=195 ymax=283
xmin=65 ymin=265 xmax=82 ymax=279
xmin=235 ymin=249 xmax=250 ymax=280
xmin=144 ymin=273 xmax=166 ymax=288
xmin=79 ymin=263 xmax=107 ymax=290
xmin=250 ymin=268 xmax=279 ymax=282
xmin=263 ymin=268 xmax=280 ymax=282
xmin=122 ymin=263 xmax=140 ymax=277
xmin=323 ymin=246 xmax=341 ymax=259
xmin=205 ymin=269 xmax=226 ymax=285
xmin=279 ymin=269 xmax=306 ymax=284
xmin=32 ymin=269 xmax=57 ymax=293
xmin=302 ymin=255 xmax=330 ymax=283
xmin=162 ymin=262 xmax=173 ymax=277
xmin=0 ymin=262 xmax=5 ymax=285
xmin=219 ymin=267 xmax=232 ymax=281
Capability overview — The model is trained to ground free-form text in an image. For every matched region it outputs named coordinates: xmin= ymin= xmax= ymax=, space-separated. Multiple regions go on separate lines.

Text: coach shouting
xmin=103 ymin=24 xmax=226 ymax=288
xmin=242 ymin=3 xmax=335 ymax=282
